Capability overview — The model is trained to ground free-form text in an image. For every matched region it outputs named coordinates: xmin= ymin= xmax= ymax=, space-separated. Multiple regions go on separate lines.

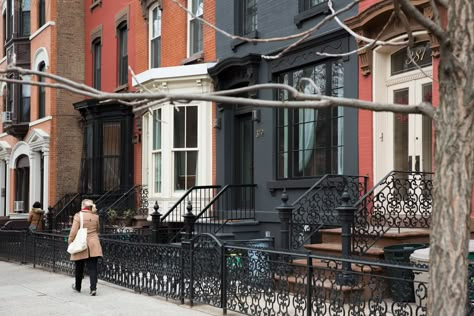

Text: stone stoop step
xmin=273 ymin=275 xmax=366 ymax=301
xmin=304 ymin=243 xmax=385 ymax=260
xmin=320 ymin=227 xmax=430 ymax=248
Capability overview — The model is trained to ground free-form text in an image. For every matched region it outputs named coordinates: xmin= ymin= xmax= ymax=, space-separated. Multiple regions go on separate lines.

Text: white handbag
xmin=67 ymin=212 xmax=88 ymax=254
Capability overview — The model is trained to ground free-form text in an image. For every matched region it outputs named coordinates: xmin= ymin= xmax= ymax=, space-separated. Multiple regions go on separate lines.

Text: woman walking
xmin=68 ymin=199 xmax=102 ymax=296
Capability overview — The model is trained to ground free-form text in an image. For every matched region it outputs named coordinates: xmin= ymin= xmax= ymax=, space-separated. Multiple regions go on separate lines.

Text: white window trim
xmin=149 ymin=4 xmax=161 ymax=69
xmin=143 ymin=100 xmax=212 ymax=202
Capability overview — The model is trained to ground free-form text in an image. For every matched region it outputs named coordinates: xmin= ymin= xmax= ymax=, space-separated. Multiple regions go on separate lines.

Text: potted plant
xmin=107 ymin=208 xmax=118 ymax=224
xmin=123 ymin=208 xmax=136 ymax=226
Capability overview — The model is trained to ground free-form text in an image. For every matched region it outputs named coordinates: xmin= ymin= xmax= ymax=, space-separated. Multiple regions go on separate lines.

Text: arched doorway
xmin=15 ymin=155 xmax=29 ymax=212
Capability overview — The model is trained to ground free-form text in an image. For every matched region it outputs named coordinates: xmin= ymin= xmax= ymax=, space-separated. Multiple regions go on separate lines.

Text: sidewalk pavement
xmin=0 ymin=260 xmax=235 ymax=316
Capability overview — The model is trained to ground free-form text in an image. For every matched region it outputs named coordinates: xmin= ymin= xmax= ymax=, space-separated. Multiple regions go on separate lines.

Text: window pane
xmin=93 ymin=41 xmax=101 ymax=90
xmin=186 ymin=106 xmax=198 ymax=147
xmin=190 ymin=19 xmax=203 ymax=54
xmin=151 ymin=37 xmax=160 ymax=68
xmin=243 ymin=0 xmax=257 ymax=34
xmin=174 ymin=107 xmax=185 ymax=148
xmin=153 ymin=153 xmax=161 ymax=193
xmin=153 ymin=109 xmax=161 ymax=150
xmin=118 ymin=25 xmax=128 ymax=85
xmin=102 ymin=122 xmax=121 ymax=191
xmin=174 ymin=151 xmax=198 ymax=191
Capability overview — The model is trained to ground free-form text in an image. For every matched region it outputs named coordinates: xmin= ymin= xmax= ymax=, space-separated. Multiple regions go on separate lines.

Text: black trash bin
xmin=384 ymin=243 xmax=428 ymax=302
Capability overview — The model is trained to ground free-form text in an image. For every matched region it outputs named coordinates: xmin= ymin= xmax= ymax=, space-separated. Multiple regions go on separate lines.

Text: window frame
xmin=237 ymin=0 xmax=257 ymax=36
xmin=117 ymin=22 xmax=128 ymax=87
xmin=38 ymin=0 xmax=45 ymax=28
xmin=92 ymin=39 xmax=101 ymax=90
xmin=295 ymin=0 xmax=329 ymax=28
xmin=149 ymin=5 xmax=161 ymax=68
xmin=38 ymin=62 xmax=46 ymax=118
xmin=276 ymin=59 xmax=344 ymax=179
xmin=144 ymin=101 xmax=211 ymax=198
xmin=188 ymin=0 xmax=203 ymax=56
xmin=20 ymin=0 xmax=31 ymax=37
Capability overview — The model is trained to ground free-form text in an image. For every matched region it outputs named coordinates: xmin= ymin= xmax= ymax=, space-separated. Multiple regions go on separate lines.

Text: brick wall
xmin=52 ymin=0 xmax=86 ymax=201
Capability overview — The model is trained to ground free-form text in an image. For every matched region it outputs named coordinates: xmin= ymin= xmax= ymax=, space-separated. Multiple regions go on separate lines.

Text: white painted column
xmin=29 ymin=153 xmax=36 ymax=211
xmin=5 ymin=159 xmax=10 ymax=215
xmin=0 ymin=160 xmax=5 ymax=216
xmin=42 ymin=147 xmax=49 ymax=211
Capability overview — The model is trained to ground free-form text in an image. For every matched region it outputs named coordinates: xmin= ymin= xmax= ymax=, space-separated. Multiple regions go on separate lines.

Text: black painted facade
xmin=209 ymin=0 xmax=359 ymax=242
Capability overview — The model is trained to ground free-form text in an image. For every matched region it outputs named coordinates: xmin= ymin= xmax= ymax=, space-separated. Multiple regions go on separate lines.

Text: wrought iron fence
xmin=2 ymin=231 xmax=473 ymax=315
xmin=353 ymin=171 xmax=433 ymax=255
xmin=290 ymin=175 xmax=368 ymax=249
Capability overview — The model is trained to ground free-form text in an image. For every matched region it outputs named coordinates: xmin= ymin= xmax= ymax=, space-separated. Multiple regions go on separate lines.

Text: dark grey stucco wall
xmin=213 ymin=1 xmax=359 ymax=242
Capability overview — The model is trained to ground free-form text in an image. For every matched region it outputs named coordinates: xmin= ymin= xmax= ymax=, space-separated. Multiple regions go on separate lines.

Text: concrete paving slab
xmin=0 ymin=260 xmax=237 ymax=316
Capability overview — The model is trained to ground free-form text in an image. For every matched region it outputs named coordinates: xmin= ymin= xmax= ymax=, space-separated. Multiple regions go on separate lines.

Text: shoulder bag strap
xmin=79 ymin=212 xmax=84 ymax=229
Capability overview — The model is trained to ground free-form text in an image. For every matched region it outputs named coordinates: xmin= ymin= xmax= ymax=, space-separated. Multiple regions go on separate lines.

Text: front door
xmin=375 ymin=78 xmax=433 ymax=180
xmin=234 ymin=113 xmax=254 ymax=208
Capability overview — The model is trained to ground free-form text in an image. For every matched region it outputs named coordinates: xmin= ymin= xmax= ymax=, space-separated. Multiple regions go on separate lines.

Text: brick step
xmin=274 ymin=275 xmax=374 ymax=301
xmin=320 ymin=227 xmax=430 ymax=248
xmin=292 ymin=258 xmax=384 ymax=274
xmin=304 ymin=242 xmax=385 ymax=259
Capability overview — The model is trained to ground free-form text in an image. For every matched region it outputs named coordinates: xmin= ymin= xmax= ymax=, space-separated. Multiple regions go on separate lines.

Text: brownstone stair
xmin=304 ymin=227 xmax=431 ymax=260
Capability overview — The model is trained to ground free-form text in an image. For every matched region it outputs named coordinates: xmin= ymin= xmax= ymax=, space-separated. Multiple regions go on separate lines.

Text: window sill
xmin=90 ymin=0 xmax=102 ymax=11
xmin=231 ymin=30 xmax=258 ymax=52
xmin=267 ymin=177 xmax=325 ymax=193
xmin=294 ymin=2 xmax=330 ymax=28
xmin=114 ymin=84 xmax=128 ymax=93
xmin=181 ymin=52 xmax=204 ymax=65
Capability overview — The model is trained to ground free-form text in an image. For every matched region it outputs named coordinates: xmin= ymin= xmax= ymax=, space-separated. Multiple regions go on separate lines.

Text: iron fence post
xmin=335 ymin=189 xmax=357 ymax=286
xmin=99 ymin=208 xmax=106 ymax=234
xmin=306 ymin=252 xmax=313 ymax=316
xmin=276 ymin=190 xmax=293 ymax=250
xmin=151 ymin=201 xmax=162 ymax=243
xmin=47 ymin=206 xmax=54 ymax=232
xmin=180 ymin=239 xmax=191 ymax=304
xmin=189 ymin=237 xmax=195 ymax=307
xmin=221 ymin=244 xmax=227 ymax=315
xmin=183 ymin=201 xmax=196 ymax=240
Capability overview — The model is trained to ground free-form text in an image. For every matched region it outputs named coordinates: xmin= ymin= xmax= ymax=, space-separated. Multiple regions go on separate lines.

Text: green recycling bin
xmin=384 ymin=243 xmax=428 ymax=302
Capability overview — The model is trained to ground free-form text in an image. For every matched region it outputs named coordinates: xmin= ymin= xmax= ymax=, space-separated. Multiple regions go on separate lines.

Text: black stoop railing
xmin=290 ymin=175 xmax=368 ymax=250
xmin=193 ymin=184 xmax=257 ymax=235
xmin=100 ymin=185 xmax=149 ymax=233
xmin=352 ymin=170 xmax=433 ymax=255
xmin=52 ymin=193 xmax=82 ymax=232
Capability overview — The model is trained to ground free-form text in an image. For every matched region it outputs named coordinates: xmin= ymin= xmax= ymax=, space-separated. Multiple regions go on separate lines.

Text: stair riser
xmin=321 ymin=232 xmax=430 ymax=248
xmin=282 ymin=277 xmax=390 ymax=301
xmin=305 ymin=248 xmax=384 ymax=260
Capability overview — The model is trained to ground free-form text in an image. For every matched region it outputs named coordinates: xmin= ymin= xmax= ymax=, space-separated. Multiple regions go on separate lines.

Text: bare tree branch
xmin=0 ymin=66 xmax=435 ymax=118
xmin=397 ymin=0 xmax=447 ymax=42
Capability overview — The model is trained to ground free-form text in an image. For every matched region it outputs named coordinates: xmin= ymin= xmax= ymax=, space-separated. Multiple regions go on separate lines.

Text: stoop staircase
xmin=283 ymin=171 xmax=437 ymax=301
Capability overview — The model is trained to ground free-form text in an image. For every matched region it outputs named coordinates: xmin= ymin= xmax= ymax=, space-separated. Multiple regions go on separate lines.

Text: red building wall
xmin=84 ymin=0 xmax=147 ymax=187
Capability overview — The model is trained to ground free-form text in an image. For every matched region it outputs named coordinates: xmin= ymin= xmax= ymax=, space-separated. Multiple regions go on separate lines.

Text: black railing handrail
xmin=352 ymin=170 xmax=434 ymax=254
xmin=194 ymin=184 xmax=257 ymax=235
xmin=102 ymin=184 xmax=143 ymax=212
xmin=290 ymin=174 xmax=367 ymax=207
xmin=194 ymin=184 xmax=256 ymax=220
xmin=94 ymin=185 xmax=124 ymax=206
xmin=354 ymin=170 xmax=433 ymax=208
xmin=53 ymin=192 xmax=81 ymax=220
xmin=161 ymin=185 xmax=221 ymax=222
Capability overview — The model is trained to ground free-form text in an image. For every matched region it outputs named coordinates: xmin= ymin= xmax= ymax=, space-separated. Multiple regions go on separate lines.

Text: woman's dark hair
xmin=33 ymin=201 xmax=42 ymax=208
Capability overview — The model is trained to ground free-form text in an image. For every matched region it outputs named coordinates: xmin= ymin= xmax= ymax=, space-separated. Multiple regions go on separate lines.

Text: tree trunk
xmin=428 ymin=1 xmax=474 ymax=314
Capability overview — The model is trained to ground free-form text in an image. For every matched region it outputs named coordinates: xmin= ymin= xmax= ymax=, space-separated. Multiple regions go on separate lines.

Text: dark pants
xmin=74 ymin=257 xmax=98 ymax=292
